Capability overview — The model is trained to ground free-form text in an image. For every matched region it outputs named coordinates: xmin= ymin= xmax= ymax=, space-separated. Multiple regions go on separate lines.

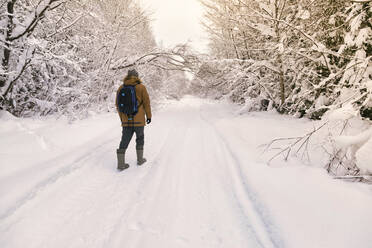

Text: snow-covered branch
xmin=9 ymin=0 xmax=62 ymax=41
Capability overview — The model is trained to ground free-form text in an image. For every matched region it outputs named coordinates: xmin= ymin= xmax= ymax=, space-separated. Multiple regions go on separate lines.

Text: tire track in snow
xmin=217 ymin=135 xmax=284 ymax=248
xmin=199 ymin=110 xmax=285 ymax=248
xmin=108 ymin=103 xmax=268 ymax=247
xmin=104 ymin=125 xmax=184 ymax=248
xmin=0 ymin=143 xmax=124 ymax=247
xmin=0 ymin=136 xmax=117 ymax=224
xmin=1 ymin=139 xmax=150 ymax=247
xmin=1 ymin=109 xmax=181 ymax=248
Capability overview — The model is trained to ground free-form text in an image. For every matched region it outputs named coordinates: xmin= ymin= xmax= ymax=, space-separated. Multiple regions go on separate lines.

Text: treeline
xmin=194 ymin=0 xmax=372 ymax=121
xmin=0 ymin=0 xmax=191 ymax=119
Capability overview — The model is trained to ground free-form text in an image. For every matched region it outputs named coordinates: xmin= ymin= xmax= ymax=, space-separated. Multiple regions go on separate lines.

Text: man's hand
xmin=146 ymin=118 xmax=151 ymax=124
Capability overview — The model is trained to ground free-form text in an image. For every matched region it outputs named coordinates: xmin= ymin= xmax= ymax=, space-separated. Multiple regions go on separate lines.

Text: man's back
xmin=116 ymin=75 xmax=151 ymax=127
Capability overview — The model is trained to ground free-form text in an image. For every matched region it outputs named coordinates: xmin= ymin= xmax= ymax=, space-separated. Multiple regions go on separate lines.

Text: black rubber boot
xmin=117 ymin=149 xmax=129 ymax=171
xmin=136 ymin=149 xmax=147 ymax=166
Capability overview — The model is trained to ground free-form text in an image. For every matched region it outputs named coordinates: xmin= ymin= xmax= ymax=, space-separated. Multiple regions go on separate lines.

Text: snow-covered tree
xmin=0 ymin=0 xmax=191 ymax=118
xmin=0 ymin=0 xmax=65 ymax=114
xmin=196 ymin=0 xmax=372 ymax=121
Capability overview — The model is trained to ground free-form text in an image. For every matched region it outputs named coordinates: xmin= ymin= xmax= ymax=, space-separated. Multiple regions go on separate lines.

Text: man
xmin=116 ymin=69 xmax=152 ymax=171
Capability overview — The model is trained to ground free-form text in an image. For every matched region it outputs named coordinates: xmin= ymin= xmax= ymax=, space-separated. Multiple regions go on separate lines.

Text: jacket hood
xmin=124 ymin=76 xmax=142 ymax=86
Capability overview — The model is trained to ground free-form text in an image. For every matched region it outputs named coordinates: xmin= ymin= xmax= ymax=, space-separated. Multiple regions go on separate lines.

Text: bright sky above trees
xmin=140 ymin=0 xmax=208 ymax=52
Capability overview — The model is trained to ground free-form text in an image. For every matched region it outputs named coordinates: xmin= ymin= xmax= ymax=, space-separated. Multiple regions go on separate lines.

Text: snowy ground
xmin=1 ymin=96 xmax=372 ymax=248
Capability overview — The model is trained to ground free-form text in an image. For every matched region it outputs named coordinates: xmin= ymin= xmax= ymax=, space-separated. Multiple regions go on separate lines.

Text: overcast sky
xmin=139 ymin=0 xmax=208 ymax=53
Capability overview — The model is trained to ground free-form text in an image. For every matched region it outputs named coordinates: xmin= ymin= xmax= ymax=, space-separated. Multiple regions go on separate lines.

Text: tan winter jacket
xmin=116 ymin=76 xmax=152 ymax=127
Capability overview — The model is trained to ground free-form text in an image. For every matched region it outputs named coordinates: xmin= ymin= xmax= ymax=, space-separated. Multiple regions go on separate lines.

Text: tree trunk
xmin=274 ymin=0 xmax=285 ymax=106
xmin=279 ymin=55 xmax=285 ymax=105
xmin=0 ymin=0 xmax=16 ymax=88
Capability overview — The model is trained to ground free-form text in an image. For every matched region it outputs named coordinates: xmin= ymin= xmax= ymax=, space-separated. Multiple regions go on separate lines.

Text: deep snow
xmin=1 ymin=96 xmax=372 ymax=248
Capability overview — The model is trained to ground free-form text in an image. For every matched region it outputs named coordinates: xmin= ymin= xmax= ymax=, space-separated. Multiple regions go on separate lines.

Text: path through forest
xmin=1 ymin=96 xmax=372 ymax=248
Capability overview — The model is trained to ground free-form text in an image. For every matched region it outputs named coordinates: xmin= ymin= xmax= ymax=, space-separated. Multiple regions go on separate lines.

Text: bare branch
xmin=264 ymin=122 xmax=328 ymax=163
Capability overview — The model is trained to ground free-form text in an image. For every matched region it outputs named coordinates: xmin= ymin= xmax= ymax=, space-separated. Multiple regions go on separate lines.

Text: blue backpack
xmin=117 ymin=85 xmax=138 ymax=116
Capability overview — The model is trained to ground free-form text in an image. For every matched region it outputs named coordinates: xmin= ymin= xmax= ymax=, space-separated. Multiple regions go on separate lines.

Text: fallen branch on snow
xmin=263 ymin=122 xmax=328 ymax=163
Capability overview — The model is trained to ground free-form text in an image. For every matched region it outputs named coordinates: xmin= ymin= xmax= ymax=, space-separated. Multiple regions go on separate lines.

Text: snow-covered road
xmin=1 ymin=96 xmax=372 ymax=248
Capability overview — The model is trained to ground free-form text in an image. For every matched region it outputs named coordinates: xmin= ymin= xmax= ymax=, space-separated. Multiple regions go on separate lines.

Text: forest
xmin=195 ymin=0 xmax=371 ymax=120
xmin=0 ymin=0 xmax=371 ymax=177
xmin=0 ymin=0 xmax=193 ymax=119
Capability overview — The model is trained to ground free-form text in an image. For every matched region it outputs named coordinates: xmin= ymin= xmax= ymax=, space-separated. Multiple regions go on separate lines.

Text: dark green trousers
xmin=119 ymin=126 xmax=144 ymax=150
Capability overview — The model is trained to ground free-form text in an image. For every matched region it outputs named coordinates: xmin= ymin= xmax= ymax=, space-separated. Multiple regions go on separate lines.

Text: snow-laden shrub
xmin=194 ymin=59 xmax=275 ymax=112
xmin=321 ymin=104 xmax=372 ymax=178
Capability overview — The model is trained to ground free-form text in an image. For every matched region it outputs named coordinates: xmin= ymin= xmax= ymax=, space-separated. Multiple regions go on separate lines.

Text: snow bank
xmin=326 ymin=103 xmax=358 ymax=121
xmin=357 ymin=137 xmax=372 ymax=173
xmin=334 ymin=128 xmax=372 ymax=149
xmin=0 ymin=111 xmax=21 ymax=134
xmin=0 ymin=112 xmax=119 ymax=220
xmin=334 ymin=128 xmax=372 ymax=173
xmin=325 ymin=103 xmax=372 ymax=174
xmin=0 ymin=111 xmax=17 ymax=121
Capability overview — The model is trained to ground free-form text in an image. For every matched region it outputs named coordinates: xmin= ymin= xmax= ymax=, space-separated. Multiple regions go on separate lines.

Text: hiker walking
xmin=116 ymin=69 xmax=152 ymax=171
